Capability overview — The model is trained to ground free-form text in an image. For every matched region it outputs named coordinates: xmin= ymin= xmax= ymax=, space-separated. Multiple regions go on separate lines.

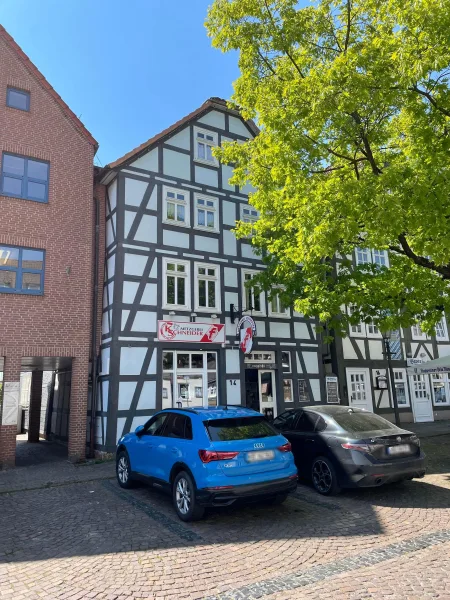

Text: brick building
xmin=0 ymin=25 xmax=100 ymax=467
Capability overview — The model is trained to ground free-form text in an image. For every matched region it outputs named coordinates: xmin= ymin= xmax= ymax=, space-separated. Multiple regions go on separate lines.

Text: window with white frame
xmin=195 ymin=194 xmax=218 ymax=232
xmin=164 ymin=259 xmax=190 ymax=309
xmin=240 ymin=205 xmax=259 ymax=224
xmin=431 ymin=373 xmax=450 ymax=405
xmin=393 ymin=370 xmax=409 ymax=406
xmin=435 ymin=317 xmax=449 ymax=341
xmin=163 ymin=187 xmax=189 ymax=226
xmin=355 ymin=248 xmax=389 ymax=267
xmin=348 ymin=306 xmax=364 ymax=336
xmin=411 ymin=323 xmax=427 ymax=340
xmin=268 ymin=288 xmax=289 ymax=316
xmin=366 ymin=322 xmax=381 ymax=337
xmin=281 ymin=351 xmax=291 ymax=372
xmin=242 ymin=271 xmax=265 ymax=314
xmin=162 ymin=351 xmax=218 ymax=409
xmin=194 ymin=127 xmax=218 ymax=165
xmin=195 ymin=263 xmax=220 ymax=311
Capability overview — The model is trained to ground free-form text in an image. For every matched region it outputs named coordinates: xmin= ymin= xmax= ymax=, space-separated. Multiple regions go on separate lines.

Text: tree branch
xmin=256 ymin=49 xmax=283 ymax=80
xmin=350 ymin=112 xmax=383 ymax=174
xmin=410 ymin=85 xmax=450 ymax=118
xmin=263 ymin=0 xmax=305 ymax=78
xmin=390 ymin=234 xmax=450 ymax=278
xmin=344 ymin=0 xmax=351 ymax=52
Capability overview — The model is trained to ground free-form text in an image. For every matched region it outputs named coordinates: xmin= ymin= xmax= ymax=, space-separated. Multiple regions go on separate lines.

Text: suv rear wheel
xmin=116 ymin=450 xmax=135 ymax=489
xmin=173 ymin=471 xmax=205 ymax=522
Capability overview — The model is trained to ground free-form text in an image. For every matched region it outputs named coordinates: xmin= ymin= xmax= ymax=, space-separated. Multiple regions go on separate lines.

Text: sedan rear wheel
xmin=311 ymin=456 xmax=340 ymax=496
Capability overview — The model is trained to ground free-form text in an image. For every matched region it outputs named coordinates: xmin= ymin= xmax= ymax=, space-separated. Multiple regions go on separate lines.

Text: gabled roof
xmin=106 ymin=97 xmax=259 ymax=169
xmin=0 ymin=25 xmax=98 ymax=150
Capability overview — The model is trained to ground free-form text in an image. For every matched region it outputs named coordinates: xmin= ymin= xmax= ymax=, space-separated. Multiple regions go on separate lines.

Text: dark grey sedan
xmin=272 ymin=406 xmax=426 ymax=495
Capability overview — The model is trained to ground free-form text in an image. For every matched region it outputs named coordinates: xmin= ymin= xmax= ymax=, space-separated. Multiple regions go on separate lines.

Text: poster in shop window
xmin=158 ymin=320 xmax=225 ymax=343
xmin=326 ymin=376 xmax=340 ymax=404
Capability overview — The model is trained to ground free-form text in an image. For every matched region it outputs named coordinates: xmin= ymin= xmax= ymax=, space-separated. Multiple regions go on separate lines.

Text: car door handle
xmin=171 ymin=448 xmax=178 ymax=454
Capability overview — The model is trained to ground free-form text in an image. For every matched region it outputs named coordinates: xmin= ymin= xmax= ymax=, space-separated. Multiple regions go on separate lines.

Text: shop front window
xmin=432 ymin=374 xmax=450 ymax=405
xmin=162 ymin=351 xmax=218 ymax=408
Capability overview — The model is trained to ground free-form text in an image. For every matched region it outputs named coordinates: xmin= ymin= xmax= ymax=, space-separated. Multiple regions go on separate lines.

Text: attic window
xmin=6 ymin=87 xmax=30 ymax=112
xmin=194 ymin=127 xmax=218 ymax=166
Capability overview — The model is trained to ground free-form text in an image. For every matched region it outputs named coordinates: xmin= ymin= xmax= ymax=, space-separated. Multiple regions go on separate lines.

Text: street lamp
xmin=381 ymin=329 xmax=401 ymax=427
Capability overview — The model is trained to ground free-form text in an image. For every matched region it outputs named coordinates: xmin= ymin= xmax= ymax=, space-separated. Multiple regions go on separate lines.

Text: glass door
xmin=258 ymin=370 xmax=277 ymax=419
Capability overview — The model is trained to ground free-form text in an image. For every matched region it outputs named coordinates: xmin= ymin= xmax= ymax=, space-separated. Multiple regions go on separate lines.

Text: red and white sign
xmin=236 ymin=316 xmax=257 ymax=354
xmin=158 ymin=320 xmax=225 ymax=343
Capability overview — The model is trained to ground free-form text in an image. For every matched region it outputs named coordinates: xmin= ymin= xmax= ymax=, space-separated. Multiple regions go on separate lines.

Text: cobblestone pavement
xmin=0 ymin=436 xmax=449 ymax=599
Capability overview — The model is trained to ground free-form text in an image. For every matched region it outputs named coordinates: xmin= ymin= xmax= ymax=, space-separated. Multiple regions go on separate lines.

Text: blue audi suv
xmin=116 ymin=406 xmax=298 ymax=521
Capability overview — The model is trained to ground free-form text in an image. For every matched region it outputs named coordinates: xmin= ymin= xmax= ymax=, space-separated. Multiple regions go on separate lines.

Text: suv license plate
xmin=247 ymin=450 xmax=275 ymax=462
xmin=387 ymin=444 xmax=410 ymax=455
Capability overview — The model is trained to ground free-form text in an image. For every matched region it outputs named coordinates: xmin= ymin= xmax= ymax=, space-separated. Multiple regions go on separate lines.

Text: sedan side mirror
xmin=135 ymin=425 xmax=145 ymax=436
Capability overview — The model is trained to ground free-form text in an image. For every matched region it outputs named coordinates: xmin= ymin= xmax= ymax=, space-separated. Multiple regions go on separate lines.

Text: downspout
xmin=89 ymin=195 xmax=100 ymax=458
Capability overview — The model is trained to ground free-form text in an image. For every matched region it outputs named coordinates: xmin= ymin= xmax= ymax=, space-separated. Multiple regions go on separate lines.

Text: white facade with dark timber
xmin=329 ymin=250 xmax=450 ymax=425
xmin=95 ymin=98 xmax=325 ymax=453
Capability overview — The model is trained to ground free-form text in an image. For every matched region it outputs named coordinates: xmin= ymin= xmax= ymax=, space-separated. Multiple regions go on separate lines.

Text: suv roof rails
xmin=161 ymin=407 xmax=199 ymax=415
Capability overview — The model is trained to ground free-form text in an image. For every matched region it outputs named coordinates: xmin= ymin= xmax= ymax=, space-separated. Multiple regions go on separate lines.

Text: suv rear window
xmin=205 ymin=416 xmax=277 ymax=441
xmin=332 ymin=411 xmax=397 ymax=434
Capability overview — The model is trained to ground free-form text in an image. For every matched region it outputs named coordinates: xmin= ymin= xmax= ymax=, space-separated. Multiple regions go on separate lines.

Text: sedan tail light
xmin=198 ymin=450 xmax=239 ymax=463
xmin=341 ymin=442 xmax=371 ymax=453
xmin=278 ymin=442 xmax=292 ymax=453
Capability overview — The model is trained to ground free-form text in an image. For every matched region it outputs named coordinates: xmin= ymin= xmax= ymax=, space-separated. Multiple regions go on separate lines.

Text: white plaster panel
xmin=2 ymin=381 xmax=19 ymax=425
xmin=100 ymin=347 xmax=110 ymax=376
xmin=103 ymin=281 xmax=114 ymax=308
xmin=102 ymin=311 xmax=110 ymax=335
xmin=226 ymin=379 xmax=241 ymax=405
xmin=135 ymin=215 xmax=158 ymax=243
xmin=123 ymin=281 xmax=139 ymax=304
xmin=163 ymin=148 xmax=191 ymax=181
xmin=269 ymin=322 xmax=291 ymax=339
xmin=131 ymin=149 xmax=158 ymax=172
xmin=226 ymin=349 xmax=241 ymax=373
xmin=438 ymin=345 xmax=450 ymax=357
xmin=131 ymin=416 xmax=150 ymax=432
xmin=147 ymin=349 xmax=157 ymax=374
xmin=107 ymin=254 xmax=115 ymax=279
xmin=241 ymin=243 xmax=259 ymax=260
xmin=164 ymin=229 xmax=190 ymax=248
xmin=118 ymin=381 xmax=137 ymax=410
xmin=195 ymin=165 xmax=218 ymax=188
xmin=148 ymin=185 xmax=157 ymax=210
xmin=222 ymin=165 xmax=235 ymax=191
xmin=296 ymin=352 xmax=303 ymax=373
xmin=223 ymin=200 xmax=237 ymax=226
xmin=240 ymin=181 xmax=257 ymax=196
xmin=124 ymin=253 xmax=147 ymax=276
xmin=120 ymin=347 xmax=147 ymax=375
xmin=167 ymin=127 xmax=191 ymax=150
xmin=225 ymin=291 xmax=239 ymax=309
xmin=223 ymin=230 xmax=237 ymax=255
xmin=195 ymin=235 xmax=219 ymax=253
xmin=226 ymin=318 xmax=236 ymax=336
xmin=294 ymin=322 xmax=310 ymax=339
xmin=124 ymin=211 xmax=135 ymax=238
xmin=131 ymin=311 xmax=157 ymax=332
xmin=310 ymin=379 xmax=321 ymax=402
xmin=254 ymin=320 xmax=266 ymax=338
xmin=342 ymin=338 xmax=358 ymax=360
xmin=125 ymin=178 xmax=148 ymax=207
xmin=137 ymin=381 xmax=156 ymax=410
xmin=106 ymin=219 xmax=114 ymax=246
xmin=356 ymin=339 xmax=367 ymax=359
xmin=141 ymin=283 xmax=157 ymax=305
xmin=150 ymin=258 xmax=157 ymax=278
xmin=108 ymin=179 xmax=117 ymax=212
xmin=302 ymin=352 xmax=319 ymax=374
xmin=198 ymin=110 xmax=226 ymax=129
xmin=163 ymin=313 xmax=190 ymax=322
xmin=229 ymin=115 xmax=252 ymax=137
xmin=368 ymin=339 xmax=384 ymax=360
xmin=121 ymin=310 xmax=130 ymax=330
xmin=117 ymin=418 xmax=127 ymax=442
xmin=224 ymin=267 xmax=238 ymax=288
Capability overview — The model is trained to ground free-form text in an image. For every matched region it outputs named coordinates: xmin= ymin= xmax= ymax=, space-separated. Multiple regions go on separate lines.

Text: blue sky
xmin=0 ymin=0 xmax=240 ymax=166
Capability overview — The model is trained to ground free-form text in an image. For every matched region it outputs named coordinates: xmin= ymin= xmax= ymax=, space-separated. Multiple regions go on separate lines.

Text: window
xmin=298 ymin=379 xmax=310 ymax=403
xmin=0 ymin=245 xmax=44 ymax=295
xmin=348 ymin=306 xmax=364 ymax=336
xmin=435 ymin=317 xmax=449 ymax=341
xmin=162 ymin=351 xmax=218 ymax=408
xmin=1 ymin=153 xmax=49 ymax=202
xmin=269 ymin=288 xmax=289 ymax=316
xmin=205 ymin=416 xmax=276 ymax=441
xmin=273 ymin=410 xmax=298 ymax=431
xmin=366 ymin=322 xmax=380 ymax=336
xmin=164 ymin=413 xmax=193 ymax=439
xmin=283 ymin=379 xmax=294 ymax=403
xmin=432 ymin=374 xmax=450 ymax=405
xmin=194 ymin=127 xmax=218 ymax=165
xmin=195 ymin=194 xmax=218 ymax=231
xmin=242 ymin=271 xmax=265 ymax=314
xmin=6 ymin=87 xmax=30 ymax=111
xmin=195 ymin=263 xmax=220 ymax=311
xmin=281 ymin=351 xmax=291 ymax=372
xmin=240 ymin=205 xmax=259 ymax=224
xmin=245 ymin=352 xmax=275 ymax=363
xmin=393 ymin=370 xmax=409 ymax=406
xmin=163 ymin=187 xmax=189 ymax=226
xmin=163 ymin=259 xmax=190 ymax=309
xmin=412 ymin=323 xmax=427 ymax=340
xmin=143 ymin=413 xmax=169 ymax=436
xmin=355 ymin=248 xmax=389 ymax=267
xmin=332 ymin=411 xmax=396 ymax=434
xmin=295 ymin=412 xmax=316 ymax=432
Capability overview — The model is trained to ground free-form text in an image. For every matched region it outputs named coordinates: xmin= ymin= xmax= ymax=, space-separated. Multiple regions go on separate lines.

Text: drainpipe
xmin=89 ymin=195 xmax=100 ymax=458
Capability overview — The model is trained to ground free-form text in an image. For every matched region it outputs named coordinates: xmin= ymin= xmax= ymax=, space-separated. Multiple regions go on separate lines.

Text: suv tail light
xmin=199 ymin=450 xmax=239 ymax=463
xmin=341 ymin=442 xmax=371 ymax=453
xmin=278 ymin=442 xmax=292 ymax=453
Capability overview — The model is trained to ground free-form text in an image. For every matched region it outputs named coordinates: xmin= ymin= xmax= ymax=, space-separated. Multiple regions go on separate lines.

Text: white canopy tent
xmin=408 ymin=355 xmax=450 ymax=375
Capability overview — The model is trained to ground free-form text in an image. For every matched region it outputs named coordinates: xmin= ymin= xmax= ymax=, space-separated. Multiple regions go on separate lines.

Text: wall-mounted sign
xmin=406 ymin=358 xmax=427 ymax=367
xmin=244 ymin=363 xmax=277 ymax=370
xmin=158 ymin=320 xmax=225 ymax=343
xmin=236 ymin=316 xmax=257 ymax=354
xmin=325 ymin=376 xmax=340 ymax=404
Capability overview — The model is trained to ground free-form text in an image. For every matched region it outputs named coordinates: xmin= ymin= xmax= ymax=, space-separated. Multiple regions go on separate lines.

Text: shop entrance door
xmin=258 ymin=370 xmax=277 ymax=419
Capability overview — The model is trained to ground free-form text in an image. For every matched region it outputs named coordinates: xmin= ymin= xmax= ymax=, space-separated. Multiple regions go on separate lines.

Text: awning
xmin=408 ymin=355 xmax=450 ymax=375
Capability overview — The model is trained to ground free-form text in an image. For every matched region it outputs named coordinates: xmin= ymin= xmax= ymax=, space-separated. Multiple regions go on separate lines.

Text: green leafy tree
xmin=206 ymin=0 xmax=450 ymax=337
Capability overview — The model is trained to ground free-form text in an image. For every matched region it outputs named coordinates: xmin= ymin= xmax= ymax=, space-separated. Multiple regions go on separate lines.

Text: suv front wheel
xmin=173 ymin=471 xmax=205 ymax=522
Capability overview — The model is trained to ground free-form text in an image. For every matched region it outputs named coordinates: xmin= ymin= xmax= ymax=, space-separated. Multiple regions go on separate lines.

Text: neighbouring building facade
xmin=0 ymin=25 xmax=100 ymax=467
xmin=95 ymin=98 xmax=325 ymax=453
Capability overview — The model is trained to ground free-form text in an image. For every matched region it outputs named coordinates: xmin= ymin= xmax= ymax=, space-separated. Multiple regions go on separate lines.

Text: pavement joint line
xmin=102 ymin=479 xmax=203 ymax=543
xmin=0 ymin=476 xmax=115 ymax=496
xmin=204 ymin=528 xmax=450 ymax=600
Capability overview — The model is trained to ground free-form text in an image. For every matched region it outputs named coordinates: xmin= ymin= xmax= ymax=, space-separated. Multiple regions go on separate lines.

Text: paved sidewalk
xmin=409 ymin=420 xmax=450 ymax=438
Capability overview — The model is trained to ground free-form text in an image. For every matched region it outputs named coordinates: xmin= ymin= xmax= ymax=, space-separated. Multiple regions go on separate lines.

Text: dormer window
xmin=194 ymin=127 xmax=218 ymax=166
